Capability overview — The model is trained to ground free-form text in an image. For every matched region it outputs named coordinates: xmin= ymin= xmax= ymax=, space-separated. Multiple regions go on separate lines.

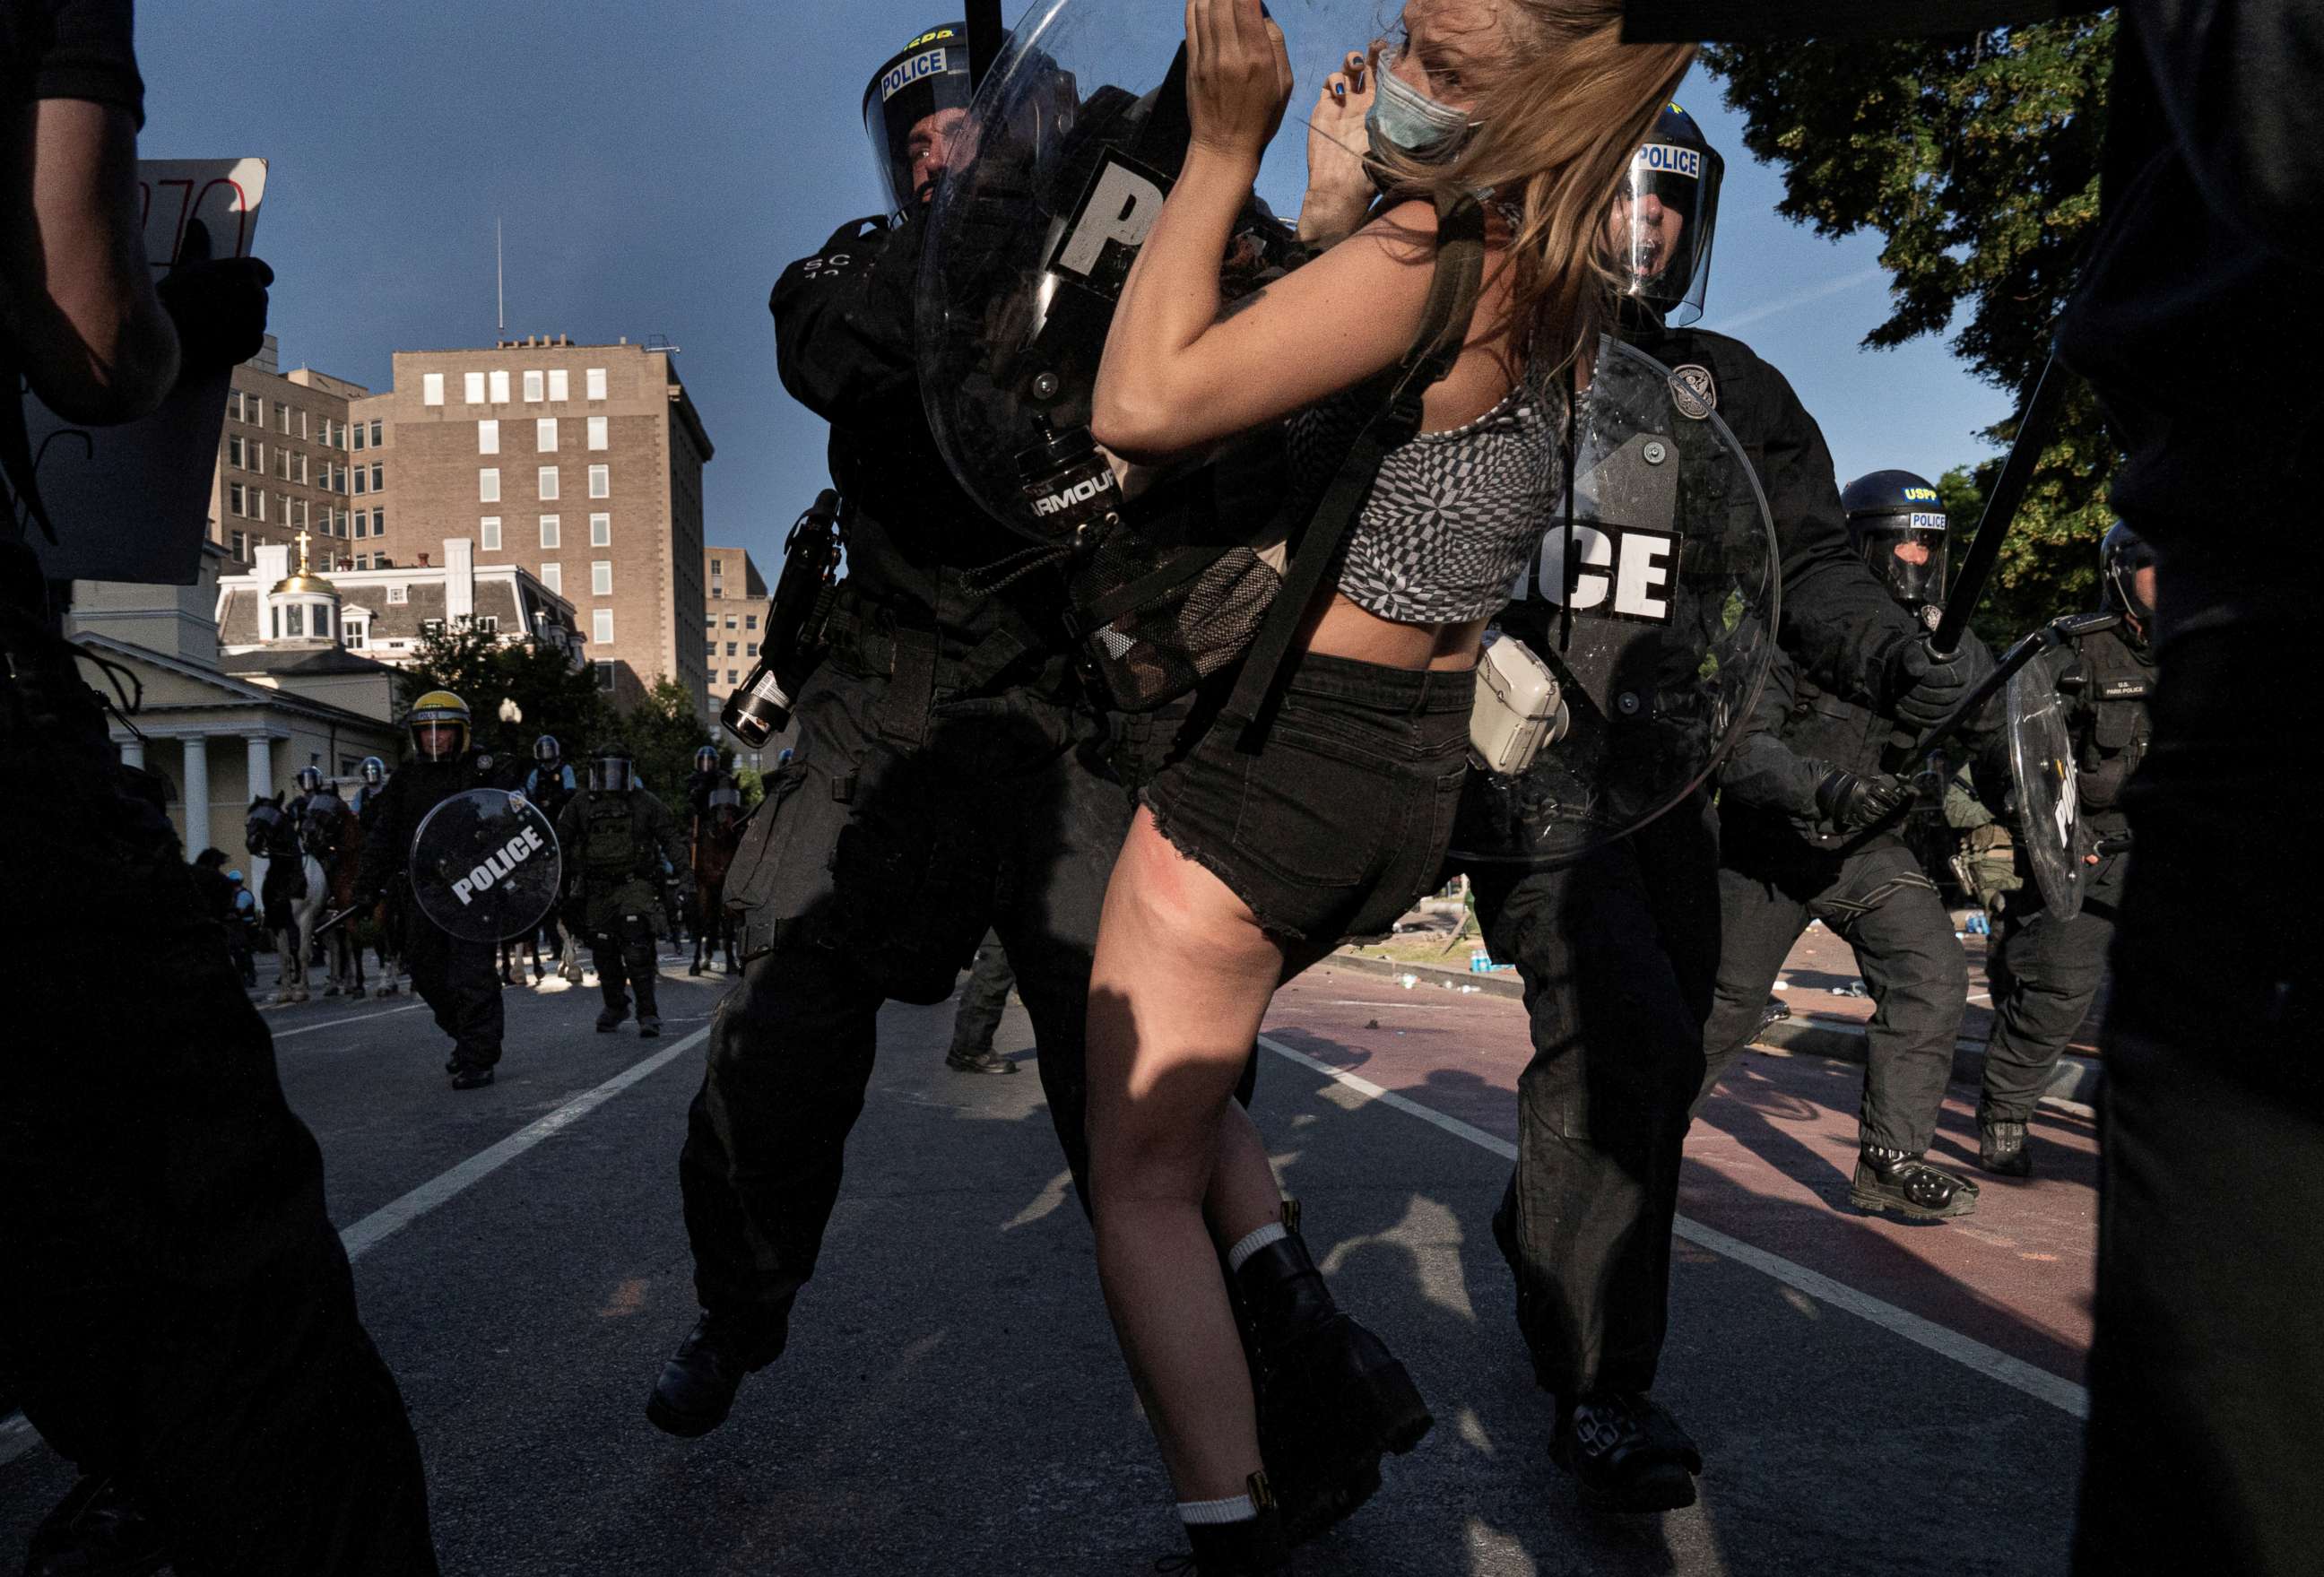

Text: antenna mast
xmin=496 ymin=218 xmax=506 ymax=334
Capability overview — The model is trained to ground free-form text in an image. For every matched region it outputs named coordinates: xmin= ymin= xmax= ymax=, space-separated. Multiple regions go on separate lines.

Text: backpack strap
xmin=1218 ymin=189 xmax=1487 ymax=747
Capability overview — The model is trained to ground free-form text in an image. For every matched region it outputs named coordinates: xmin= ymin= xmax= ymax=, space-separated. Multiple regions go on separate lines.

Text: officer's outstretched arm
xmin=771 ymin=212 xmax=922 ymax=428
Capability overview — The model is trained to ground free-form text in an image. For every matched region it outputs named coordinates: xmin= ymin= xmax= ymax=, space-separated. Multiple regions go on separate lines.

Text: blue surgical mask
xmin=1366 ymin=54 xmax=1474 ymax=169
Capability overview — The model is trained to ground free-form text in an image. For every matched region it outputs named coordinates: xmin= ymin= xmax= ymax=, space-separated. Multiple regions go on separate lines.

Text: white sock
xmin=1178 ymin=1493 xmax=1258 ymax=1526
xmin=1226 ymin=1221 xmax=1288 ymax=1274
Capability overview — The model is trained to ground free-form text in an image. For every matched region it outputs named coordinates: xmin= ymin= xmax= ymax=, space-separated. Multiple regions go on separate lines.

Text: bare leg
xmin=1088 ymin=807 xmax=1291 ymax=1503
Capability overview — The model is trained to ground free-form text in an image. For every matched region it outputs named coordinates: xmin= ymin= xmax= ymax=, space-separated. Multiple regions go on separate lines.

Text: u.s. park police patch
xmin=1670 ymin=364 xmax=1717 ymax=420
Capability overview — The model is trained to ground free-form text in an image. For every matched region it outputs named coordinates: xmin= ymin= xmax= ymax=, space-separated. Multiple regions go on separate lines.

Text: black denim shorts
xmin=1142 ymin=651 xmax=1473 ymax=945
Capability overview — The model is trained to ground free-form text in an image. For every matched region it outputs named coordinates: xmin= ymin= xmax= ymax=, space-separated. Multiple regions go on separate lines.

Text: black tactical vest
xmin=2072 ymin=622 xmax=2155 ymax=822
xmin=1778 ymin=669 xmax=1886 ymax=781
xmin=583 ymin=792 xmax=643 ymax=882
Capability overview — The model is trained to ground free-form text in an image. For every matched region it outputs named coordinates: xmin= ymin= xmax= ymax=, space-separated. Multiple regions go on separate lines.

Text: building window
xmin=352 ymin=422 xmax=366 ymax=451
xmin=538 ymin=466 xmax=559 ymax=500
xmin=539 ymin=514 xmax=561 ymax=549
xmin=747 ymin=643 xmax=759 ymax=657
xmin=710 ymin=558 xmax=723 ymax=574
xmin=548 ymin=368 xmax=569 ymax=402
xmin=229 ymin=390 xmax=245 ymax=421
xmin=586 ymin=416 xmax=608 ymax=451
xmin=594 ymin=661 xmax=616 ymax=691
xmin=541 ymin=562 xmax=561 ymax=594
xmin=705 ymin=641 xmax=718 ymax=657
xmin=481 ymin=516 xmax=502 ymax=550
xmin=464 ymin=371 xmax=486 ymax=404
xmin=283 ymin=603 xmax=305 ymax=637
xmin=724 ymin=614 xmax=736 ymax=628
xmin=489 ymin=369 xmax=511 ymax=403
xmin=472 ymin=615 xmax=499 ymax=635
xmin=587 ymin=464 xmax=609 ymax=498
xmin=274 ymin=448 xmax=289 ymax=480
xmin=369 ymin=464 xmax=382 ymax=490
xmin=353 ymin=555 xmax=369 ymax=572
xmin=253 ymin=491 xmax=267 ymax=523
xmin=726 ymin=670 xmax=738 ymax=685
xmin=230 ymin=530 xmax=246 ymax=559
xmin=372 ymin=507 xmax=385 ymax=534
xmin=227 ymin=435 xmax=245 ymax=468
xmin=588 ymin=512 xmax=611 ymax=547
xmin=720 ymin=640 xmax=733 ymax=656
xmin=335 ymin=508 xmax=350 ymax=536
xmin=345 ymin=619 xmax=366 ymax=648
xmin=423 ymin=372 xmax=445 ymax=406
xmin=478 ymin=420 xmax=499 ymax=455
xmin=251 ymin=397 xmax=265 ymax=426
xmin=704 ymin=614 xmax=715 ymax=628
xmin=353 ymin=468 xmax=367 ymax=495
xmin=387 ymin=585 xmax=408 ymax=604
xmin=421 ymin=619 xmax=445 ymax=638
xmin=352 ymin=513 xmax=367 ymax=538
xmin=370 ymin=420 xmax=382 ymax=446
xmin=479 ymin=468 xmax=500 ymax=502
xmin=593 ymin=609 xmax=613 ymax=645
xmin=586 ymin=368 xmax=608 ymax=401
xmin=591 ymin=560 xmax=613 ymax=596
xmin=296 ymin=454 xmax=308 ymax=484
xmin=278 ymin=403 xmax=290 ymax=434
xmin=523 ymin=370 xmax=544 ymax=403
xmin=745 ymin=613 xmax=758 ymax=630
xmin=536 ymin=417 xmax=558 ymax=452
xmin=229 ymin=482 xmax=245 ymax=516
xmin=299 ymin=410 xmax=310 ymax=438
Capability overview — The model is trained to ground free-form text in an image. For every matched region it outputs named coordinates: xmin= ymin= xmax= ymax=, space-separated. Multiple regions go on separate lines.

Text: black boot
xmin=1978 ymin=1118 xmax=2033 ymax=1177
xmin=1851 ymin=1145 xmax=1981 ymax=1219
xmin=945 ymin=1043 xmax=1017 ymax=1074
xmin=1550 ymin=1391 xmax=1702 ymax=1512
xmin=1230 ymin=1216 xmax=1432 ymax=1545
xmin=635 ymin=976 xmax=662 ymax=1039
xmin=596 ymin=997 xmax=629 ymax=1032
xmin=646 ymin=1307 xmax=787 ymax=1438
xmin=25 ymin=1473 xmax=169 ymax=1577
xmin=1163 ymin=1475 xmax=1289 ymax=1575
xmin=449 ymin=1061 xmax=495 ymax=1090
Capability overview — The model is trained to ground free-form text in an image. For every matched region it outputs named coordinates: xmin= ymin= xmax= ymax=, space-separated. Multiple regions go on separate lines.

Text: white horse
xmin=246 ymin=796 xmax=328 ymax=1004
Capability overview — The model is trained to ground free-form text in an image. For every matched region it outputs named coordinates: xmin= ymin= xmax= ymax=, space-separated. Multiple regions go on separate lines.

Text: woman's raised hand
xmin=1185 ymin=0 xmax=1294 ymax=165
xmin=1301 ymin=46 xmax=1378 ymax=244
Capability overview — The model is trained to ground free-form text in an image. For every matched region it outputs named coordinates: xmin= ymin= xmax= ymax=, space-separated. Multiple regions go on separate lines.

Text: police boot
xmin=1851 ymin=1145 xmax=1980 ymax=1219
xmin=945 ymin=1042 xmax=1017 ymax=1075
xmin=1162 ymin=1477 xmax=1289 ymax=1575
xmin=1549 ymin=1391 xmax=1703 ymax=1512
xmin=634 ymin=975 xmax=663 ymax=1039
xmin=1978 ymin=1118 xmax=2033 ymax=1177
xmin=26 ymin=1473 xmax=168 ymax=1577
xmin=646 ymin=1307 xmax=787 ymax=1438
xmin=1230 ymin=1209 xmax=1432 ymax=1545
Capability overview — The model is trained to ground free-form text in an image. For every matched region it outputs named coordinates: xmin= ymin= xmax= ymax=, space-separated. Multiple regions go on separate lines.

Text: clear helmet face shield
xmin=1856 ymin=513 xmax=1951 ymax=611
xmin=863 ymin=24 xmax=980 ymax=216
xmin=1611 ymin=133 xmax=1722 ymax=327
xmin=590 ymin=758 xmax=633 ymax=795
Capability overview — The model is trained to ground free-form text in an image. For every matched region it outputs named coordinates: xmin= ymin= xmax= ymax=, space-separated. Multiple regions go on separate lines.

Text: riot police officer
xmin=522 ymin=735 xmax=580 ymax=975
xmin=645 ymin=22 xmax=1131 ymax=1442
xmin=353 ymin=690 xmax=508 ymax=1089
xmin=683 ymin=742 xmax=729 ymax=822
xmin=557 ymin=745 xmax=689 ymax=1037
xmin=1696 ymin=468 xmax=1985 ymax=1219
xmin=1975 ymin=524 xmax=2155 ymax=1175
xmin=1461 ymin=107 xmax=1990 ymax=1511
xmin=352 ymin=757 xmax=403 ymax=997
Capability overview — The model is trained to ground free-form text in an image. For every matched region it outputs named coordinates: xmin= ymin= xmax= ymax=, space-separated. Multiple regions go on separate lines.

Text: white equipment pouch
xmin=1470 ymin=631 xmax=1568 ymax=776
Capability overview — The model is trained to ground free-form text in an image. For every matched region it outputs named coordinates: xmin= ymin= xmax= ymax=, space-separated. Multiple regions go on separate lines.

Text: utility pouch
xmin=1470 ymin=631 xmax=1568 ymax=776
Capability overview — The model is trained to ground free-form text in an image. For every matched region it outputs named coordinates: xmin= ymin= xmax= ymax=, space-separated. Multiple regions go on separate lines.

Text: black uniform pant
xmin=0 ymin=665 xmax=437 ymax=1573
xmin=947 ymin=931 xmax=1018 ymax=1058
xmin=2073 ymin=620 xmax=2322 ymax=1575
xmin=1468 ymin=800 xmax=1720 ymax=1399
xmin=681 ymin=661 xmax=1128 ymax=1331
xmin=591 ymin=913 xmax=661 ymax=1020
xmin=1701 ymin=835 xmax=1966 ymax=1155
xmin=399 ymin=906 xmax=502 ymax=1070
xmin=1980 ymin=845 xmax=2128 ymax=1123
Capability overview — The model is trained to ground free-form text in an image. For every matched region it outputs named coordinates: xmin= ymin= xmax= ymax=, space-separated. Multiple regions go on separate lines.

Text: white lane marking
xmin=269 ymin=1002 xmax=432 ymax=1040
xmin=1254 ymin=1033 xmax=2090 ymax=1420
xmin=339 ymin=1027 xmax=708 ymax=1262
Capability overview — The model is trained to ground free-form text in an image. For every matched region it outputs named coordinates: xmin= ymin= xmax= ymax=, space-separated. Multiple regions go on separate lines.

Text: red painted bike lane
xmin=1260 ymin=961 xmax=2098 ymax=1388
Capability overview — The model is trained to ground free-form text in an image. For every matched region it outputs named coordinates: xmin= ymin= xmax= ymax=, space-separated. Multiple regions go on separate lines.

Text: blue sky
xmin=137 ymin=0 xmax=2010 ymax=577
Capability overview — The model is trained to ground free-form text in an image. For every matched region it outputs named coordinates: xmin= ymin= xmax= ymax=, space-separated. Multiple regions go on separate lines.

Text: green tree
xmin=397 ymin=626 xmax=609 ymax=765
xmin=1704 ymin=19 xmax=2120 ymax=635
xmin=609 ymin=677 xmax=718 ymax=803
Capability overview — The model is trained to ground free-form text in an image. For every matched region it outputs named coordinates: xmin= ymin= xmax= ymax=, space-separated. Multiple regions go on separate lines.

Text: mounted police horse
xmin=245 ymin=794 xmax=327 ymax=1004
xmin=303 ymin=791 xmax=367 ymax=996
xmin=689 ymin=779 xmax=743 ymax=976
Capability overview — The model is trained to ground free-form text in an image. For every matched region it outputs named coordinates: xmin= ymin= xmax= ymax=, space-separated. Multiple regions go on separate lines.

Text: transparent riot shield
xmin=409 ymin=788 xmax=564 ymax=943
xmin=1445 ymin=338 xmax=1779 ymax=867
xmin=918 ymin=0 xmax=1395 ymax=537
xmin=2006 ymin=643 xmax=2086 ymax=919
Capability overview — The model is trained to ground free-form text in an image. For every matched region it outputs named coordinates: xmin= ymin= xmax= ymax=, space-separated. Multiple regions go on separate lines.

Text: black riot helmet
xmin=2100 ymin=521 xmax=2157 ymax=636
xmin=863 ymin=22 xmax=977 ymax=214
xmin=360 ymin=756 xmax=386 ymax=787
xmin=534 ymin=734 xmax=561 ymax=766
xmin=1842 ymin=469 xmax=1951 ymax=618
xmin=1613 ymin=102 xmax=1725 ymax=327
xmin=295 ymin=766 xmax=324 ymax=794
xmin=588 ymin=745 xmax=633 ymax=795
xmin=694 ymin=745 xmax=720 ymax=775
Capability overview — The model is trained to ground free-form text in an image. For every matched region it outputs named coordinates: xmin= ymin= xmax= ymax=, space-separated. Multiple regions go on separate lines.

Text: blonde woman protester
xmin=1083 ymin=1 xmax=1691 ymax=1569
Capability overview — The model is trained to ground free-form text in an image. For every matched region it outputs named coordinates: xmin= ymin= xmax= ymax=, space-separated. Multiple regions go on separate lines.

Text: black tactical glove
xmin=1816 ymin=767 xmax=1915 ymax=832
xmin=1887 ymin=634 xmax=1995 ymax=732
xmin=155 ymin=220 xmax=274 ymax=379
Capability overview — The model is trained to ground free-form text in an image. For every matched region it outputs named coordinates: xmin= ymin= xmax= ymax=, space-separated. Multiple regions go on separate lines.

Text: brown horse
xmin=689 ymin=783 xmax=742 ymax=976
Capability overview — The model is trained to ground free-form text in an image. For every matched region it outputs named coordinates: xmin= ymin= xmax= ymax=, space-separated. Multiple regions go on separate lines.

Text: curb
xmin=1327 ymin=948 xmax=2101 ymax=1118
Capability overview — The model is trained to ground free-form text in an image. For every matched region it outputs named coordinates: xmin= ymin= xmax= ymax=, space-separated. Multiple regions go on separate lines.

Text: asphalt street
xmin=2 ymin=950 xmax=2088 ymax=1574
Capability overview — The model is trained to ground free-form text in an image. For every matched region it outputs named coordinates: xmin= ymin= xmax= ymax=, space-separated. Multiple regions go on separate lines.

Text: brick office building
xmin=351 ymin=335 xmax=713 ymax=715
xmin=208 ymin=334 xmax=370 ymax=569
xmin=702 ymin=545 xmax=768 ymax=723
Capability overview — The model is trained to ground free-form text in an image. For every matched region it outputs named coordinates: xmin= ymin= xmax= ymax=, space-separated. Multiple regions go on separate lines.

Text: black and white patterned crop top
xmin=1285 ymin=359 xmax=1565 ymax=624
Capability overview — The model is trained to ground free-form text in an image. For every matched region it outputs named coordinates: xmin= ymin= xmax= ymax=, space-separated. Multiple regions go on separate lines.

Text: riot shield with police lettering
xmin=917 ymin=0 xmax=1384 ymax=537
xmin=1445 ymin=337 xmax=1779 ymax=867
xmin=2006 ymin=643 xmax=2086 ymax=919
xmin=409 ymin=788 xmax=563 ymax=943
